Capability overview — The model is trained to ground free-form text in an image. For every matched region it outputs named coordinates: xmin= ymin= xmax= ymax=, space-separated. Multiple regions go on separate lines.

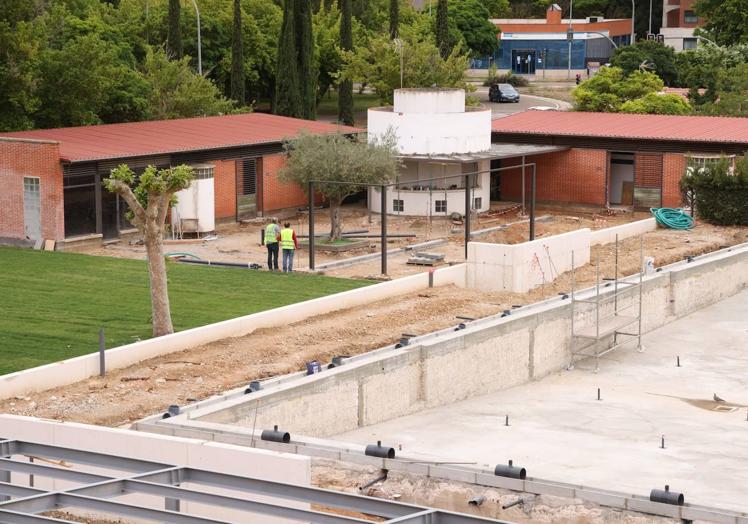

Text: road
xmin=472 ymin=85 xmax=572 ymax=118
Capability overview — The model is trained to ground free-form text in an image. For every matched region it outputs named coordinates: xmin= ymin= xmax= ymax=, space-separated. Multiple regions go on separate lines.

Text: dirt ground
xmin=2 ymin=221 xmax=745 ymax=428
xmin=80 ymin=203 xmax=641 ymax=280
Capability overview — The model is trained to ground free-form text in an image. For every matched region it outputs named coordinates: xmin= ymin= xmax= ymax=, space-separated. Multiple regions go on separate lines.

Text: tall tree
xmin=296 ymin=0 xmax=316 ymax=119
xmin=280 ymin=132 xmax=399 ymax=241
xmin=105 ymin=164 xmax=195 ymax=337
xmin=167 ymin=0 xmax=182 ymax=59
xmin=694 ymin=0 xmax=748 ymax=46
xmin=275 ymin=0 xmax=302 ymax=117
xmin=389 ymin=0 xmax=399 ymax=39
xmin=436 ymin=0 xmax=450 ymax=59
xmin=338 ymin=0 xmax=354 ymax=125
xmin=231 ymin=0 xmax=245 ymax=105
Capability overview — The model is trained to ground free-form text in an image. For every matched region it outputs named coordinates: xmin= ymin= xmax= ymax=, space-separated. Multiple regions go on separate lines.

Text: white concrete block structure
xmin=367 ymin=88 xmax=492 ymax=216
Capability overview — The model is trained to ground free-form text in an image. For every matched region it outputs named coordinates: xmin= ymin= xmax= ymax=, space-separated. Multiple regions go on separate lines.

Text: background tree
xmin=296 ymin=0 xmax=316 ymax=119
xmin=573 ymin=67 xmax=667 ymax=113
xmin=694 ymin=0 xmax=748 ymax=46
xmin=610 ymin=41 xmax=679 ymax=86
xmin=620 ymin=92 xmax=691 ymax=115
xmin=314 ymin=4 xmax=343 ymax=102
xmin=275 ymin=0 xmax=303 ymax=117
xmin=279 ymin=132 xmax=399 ymax=240
xmin=143 ymin=48 xmax=235 ymax=120
xmin=338 ymin=0 xmax=354 ymax=125
xmin=167 ymin=0 xmax=182 ymax=58
xmin=448 ymin=0 xmax=498 ymax=57
xmin=231 ymin=0 xmax=245 ymax=105
xmin=481 ymin=0 xmax=510 ymax=18
xmin=695 ymin=63 xmax=748 ymax=117
xmin=435 ymin=0 xmax=449 ymax=59
xmin=104 ymin=164 xmax=195 ymax=336
xmin=341 ymin=23 xmax=472 ymax=105
xmin=389 ymin=0 xmax=398 ymax=39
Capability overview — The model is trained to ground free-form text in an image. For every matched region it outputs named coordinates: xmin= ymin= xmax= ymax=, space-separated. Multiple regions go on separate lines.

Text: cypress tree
xmin=436 ymin=0 xmax=450 ymax=59
xmin=167 ymin=0 xmax=182 ymax=59
xmin=338 ymin=0 xmax=354 ymax=125
xmin=231 ymin=0 xmax=245 ymax=105
xmin=296 ymin=0 xmax=316 ymax=119
xmin=389 ymin=0 xmax=399 ymax=39
xmin=275 ymin=0 xmax=303 ymax=117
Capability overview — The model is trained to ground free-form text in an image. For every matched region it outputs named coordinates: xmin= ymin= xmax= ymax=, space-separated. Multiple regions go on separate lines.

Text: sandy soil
xmin=1 ymin=222 xmax=745 ymax=428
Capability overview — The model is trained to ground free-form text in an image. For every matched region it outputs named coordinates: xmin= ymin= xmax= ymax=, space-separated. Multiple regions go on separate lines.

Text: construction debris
xmin=407 ymin=252 xmax=446 ymax=266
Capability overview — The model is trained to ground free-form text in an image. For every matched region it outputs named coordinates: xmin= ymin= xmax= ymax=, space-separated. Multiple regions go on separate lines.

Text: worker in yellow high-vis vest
xmin=280 ymin=222 xmax=299 ymax=273
xmin=263 ymin=218 xmax=281 ymax=271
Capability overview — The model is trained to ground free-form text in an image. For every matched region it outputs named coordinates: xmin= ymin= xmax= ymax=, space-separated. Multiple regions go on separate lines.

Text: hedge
xmin=680 ymin=155 xmax=748 ymax=225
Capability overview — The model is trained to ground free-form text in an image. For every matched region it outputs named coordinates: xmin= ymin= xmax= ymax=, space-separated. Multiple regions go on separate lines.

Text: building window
xmin=435 ymin=200 xmax=447 ymax=213
xmin=687 ymin=155 xmax=735 ymax=175
xmin=474 ymin=197 xmax=483 ymax=209
xmin=684 ymin=10 xmax=698 ymax=23
xmin=683 ymin=38 xmax=698 ymax=50
xmin=393 ymin=199 xmax=404 ymax=212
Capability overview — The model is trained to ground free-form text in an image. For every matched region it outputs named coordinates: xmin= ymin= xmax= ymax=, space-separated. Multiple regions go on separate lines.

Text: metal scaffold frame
xmin=568 ymin=235 xmax=644 ymax=372
xmin=0 ymin=438 xmax=510 ymax=524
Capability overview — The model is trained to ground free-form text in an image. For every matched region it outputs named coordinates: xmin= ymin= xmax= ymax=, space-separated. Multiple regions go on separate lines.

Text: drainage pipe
xmin=494 ymin=460 xmax=526 ymax=480
xmin=365 ymin=441 xmax=395 ymax=459
xmin=178 ymin=259 xmax=259 ymax=269
xmin=261 ymin=425 xmax=291 ymax=444
xmin=650 ymin=485 xmax=684 ymax=506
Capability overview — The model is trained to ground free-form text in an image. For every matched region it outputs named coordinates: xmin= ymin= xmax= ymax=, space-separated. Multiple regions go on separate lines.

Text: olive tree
xmin=279 ymin=132 xmax=399 ymax=240
xmin=104 ymin=164 xmax=195 ymax=336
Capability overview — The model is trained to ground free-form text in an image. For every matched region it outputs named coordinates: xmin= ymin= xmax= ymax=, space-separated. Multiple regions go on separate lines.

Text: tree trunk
xmin=144 ymin=222 xmax=174 ymax=337
xmin=329 ymin=202 xmax=343 ymax=241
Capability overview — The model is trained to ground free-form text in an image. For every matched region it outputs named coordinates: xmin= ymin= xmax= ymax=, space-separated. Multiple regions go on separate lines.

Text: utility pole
xmin=630 ymin=0 xmax=636 ymax=45
xmin=189 ymin=0 xmax=202 ymax=75
xmin=648 ymin=0 xmax=652 ymax=36
xmin=567 ymin=0 xmax=573 ymax=79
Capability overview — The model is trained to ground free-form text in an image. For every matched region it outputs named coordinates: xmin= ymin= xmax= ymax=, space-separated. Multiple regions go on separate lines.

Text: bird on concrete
xmin=713 ymin=393 xmax=726 ymax=403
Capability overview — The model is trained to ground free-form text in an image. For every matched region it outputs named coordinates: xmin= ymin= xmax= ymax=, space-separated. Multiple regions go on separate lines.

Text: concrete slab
xmin=333 ymin=289 xmax=748 ymax=513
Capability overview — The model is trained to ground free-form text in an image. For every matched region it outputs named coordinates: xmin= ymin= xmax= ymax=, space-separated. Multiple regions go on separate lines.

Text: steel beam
xmin=184 ymin=469 xmax=417 ymax=518
xmin=0 ymin=509 xmax=75 ymax=523
xmin=0 ymin=484 xmax=45 ymax=499
xmin=0 ymin=459 xmax=110 ymax=485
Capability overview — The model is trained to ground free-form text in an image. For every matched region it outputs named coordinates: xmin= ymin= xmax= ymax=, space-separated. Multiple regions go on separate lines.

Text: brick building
xmin=0 ymin=113 xmax=358 ymax=247
xmin=661 ymin=0 xmax=704 ymax=51
xmin=491 ymin=111 xmax=748 ymax=209
xmin=472 ymin=4 xmax=632 ymax=76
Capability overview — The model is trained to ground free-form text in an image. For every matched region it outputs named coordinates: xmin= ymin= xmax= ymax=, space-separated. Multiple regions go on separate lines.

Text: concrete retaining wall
xmin=192 ymin=245 xmax=748 ymax=439
xmin=467 ymin=228 xmax=591 ymax=292
xmin=0 ymin=264 xmax=467 ymax=400
xmin=590 ymin=217 xmax=657 ymax=246
xmin=0 ymin=415 xmax=309 ymax=524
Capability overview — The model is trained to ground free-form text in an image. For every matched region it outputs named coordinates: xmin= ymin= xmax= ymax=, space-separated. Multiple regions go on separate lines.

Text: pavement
xmin=472 ymin=86 xmax=572 ymax=117
xmin=333 ymin=288 xmax=748 ymax=513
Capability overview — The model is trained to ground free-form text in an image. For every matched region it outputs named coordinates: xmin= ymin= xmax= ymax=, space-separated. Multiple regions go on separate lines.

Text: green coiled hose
xmin=650 ymin=208 xmax=694 ymax=230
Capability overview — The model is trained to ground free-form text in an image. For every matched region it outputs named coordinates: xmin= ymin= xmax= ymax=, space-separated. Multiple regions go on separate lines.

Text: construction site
xmin=3 ymin=198 xmax=748 ymax=524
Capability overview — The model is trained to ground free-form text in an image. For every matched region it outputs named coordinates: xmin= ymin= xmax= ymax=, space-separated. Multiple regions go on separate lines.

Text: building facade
xmin=0 ymin=114 xmax=359 ymax=247
xmin=661 ymin=0 xmax=704 ymax=51
xmin=491 ymin=111 xmax=748 ymax=209
xmin=472 ymin=4 xmax=632 ymax=76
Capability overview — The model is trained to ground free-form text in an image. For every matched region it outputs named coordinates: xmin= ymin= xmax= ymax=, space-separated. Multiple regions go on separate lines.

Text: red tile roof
xmin=1 ymin=113 xmax=362 ymax=163
xmin=492 ymin=111 xmax=748 ymax=145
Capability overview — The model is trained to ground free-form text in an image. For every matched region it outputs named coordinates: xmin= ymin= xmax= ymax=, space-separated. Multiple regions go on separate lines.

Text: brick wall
xmin=0 ymin=139 xmax=64 ymax=242
xmin=662 ymin=153 xmax=686 ymax=207
xmin=500 ymin=148 xmax=608 ymax=206
xmin=261 ymin=154 xmax=309 ymax=213
xmin=213 ymin=159 xmax=237 ymax=221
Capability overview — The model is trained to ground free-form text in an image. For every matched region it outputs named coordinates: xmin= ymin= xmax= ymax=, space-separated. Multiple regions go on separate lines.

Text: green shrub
xmin=482 ymin=64 xmax=498 ymax=86
xmin=680 ymin=155 xmax=748 ymax=225
xmin=484 ymin=71 xmax=529 ymax=87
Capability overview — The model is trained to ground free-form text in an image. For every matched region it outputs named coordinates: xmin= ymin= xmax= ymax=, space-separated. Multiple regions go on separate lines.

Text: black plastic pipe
xmin=494 ymin=460 xmax=526 ymax=480
xmin=365 ymin=440 xmax=395 ymax=459
xmin=650 ymin=485 xmax=684 ymax=506
xmin=261 ymin=425 xmax=291 ymax=444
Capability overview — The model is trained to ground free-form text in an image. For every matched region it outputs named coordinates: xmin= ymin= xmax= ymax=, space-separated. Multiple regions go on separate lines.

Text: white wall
xmin=368 ymin=108 xmax=492 ymax=155
xmin=0 ymin=265 xmax=467 ymax=400
xmin=589 ymin=218 xmax=657 ymax=246
xmin=0 ymin=415 xmax=309 ymax=524
xmin=393 ymin=88 xmax=465 ymax=114
xmin=467 ymin=228 xmax=591 ymax=293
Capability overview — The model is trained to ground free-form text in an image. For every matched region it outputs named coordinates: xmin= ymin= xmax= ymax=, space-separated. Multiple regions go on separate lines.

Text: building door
xmin=23 ymin=177 xmax=41 ymax=241
xmin=609 ymin=152 xmax=635 ymax=205
xmin=236 ymin=158 xmax=257 ymax=219
xmin=512 ymin=50 xmax=536 ymax=74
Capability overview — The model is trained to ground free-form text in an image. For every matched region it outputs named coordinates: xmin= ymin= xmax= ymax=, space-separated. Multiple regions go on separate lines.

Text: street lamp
xmin=189 ymin=0 xmax=202 ymax=75
xmin=393 ymin=38 xmax=404 ymax=88
xmin=630 ymin=0 xmax=636 ymax=45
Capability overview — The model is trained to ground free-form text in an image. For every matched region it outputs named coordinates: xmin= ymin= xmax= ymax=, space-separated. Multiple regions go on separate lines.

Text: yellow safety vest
xmin=264 ymin=224 xmax=277 ymax=244
xmin=280 ymin=228 xmax=295 ymax=250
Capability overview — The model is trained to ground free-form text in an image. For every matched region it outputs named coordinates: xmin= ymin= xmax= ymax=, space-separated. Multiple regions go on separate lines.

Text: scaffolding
xmin=568 ymin=235 xmax=644 ymax=372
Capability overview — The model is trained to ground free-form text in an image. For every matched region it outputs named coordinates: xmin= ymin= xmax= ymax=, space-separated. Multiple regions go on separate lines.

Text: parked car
xmin=489 ymin=83 xmax=520 ymax=103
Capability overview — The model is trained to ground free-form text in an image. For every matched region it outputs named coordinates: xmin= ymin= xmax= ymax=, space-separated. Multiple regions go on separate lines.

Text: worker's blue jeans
xmin=282 ymin=249 xmax=295 ymax=272
xmin=266 ymin=242 xmax=279 ymax=271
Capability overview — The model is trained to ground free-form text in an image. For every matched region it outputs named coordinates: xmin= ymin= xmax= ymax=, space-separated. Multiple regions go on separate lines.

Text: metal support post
xmin=464 ymin=174 xmax=471 ymax=259
xmin=380 ymin=185 xmax=387 ymax=275
xmin=0 ymin=468 xmax=9 ymax=502
xmin=594 ymin=253 xmax=601 ymax=373
xmin=529 ymin=164 xmax=536 ymax=241
xmin=98 ymin=328 xmax=106 ymax=376
xmin=521 ymin=159 xmax=526 ymax=216
xmin=165 ymin=496 xmax=181 ymax=512
xmin=637 ymin=235 xmax=644 ymax=352
xmin=308 ymin=182 xmax=315 ymax=271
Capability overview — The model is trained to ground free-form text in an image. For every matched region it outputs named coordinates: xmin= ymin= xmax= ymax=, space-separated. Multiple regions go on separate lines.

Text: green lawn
xmin=0 ymin=248 xmax=371 ymax=375
xmin=316 ymin=91 xmax=381 ymax=116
